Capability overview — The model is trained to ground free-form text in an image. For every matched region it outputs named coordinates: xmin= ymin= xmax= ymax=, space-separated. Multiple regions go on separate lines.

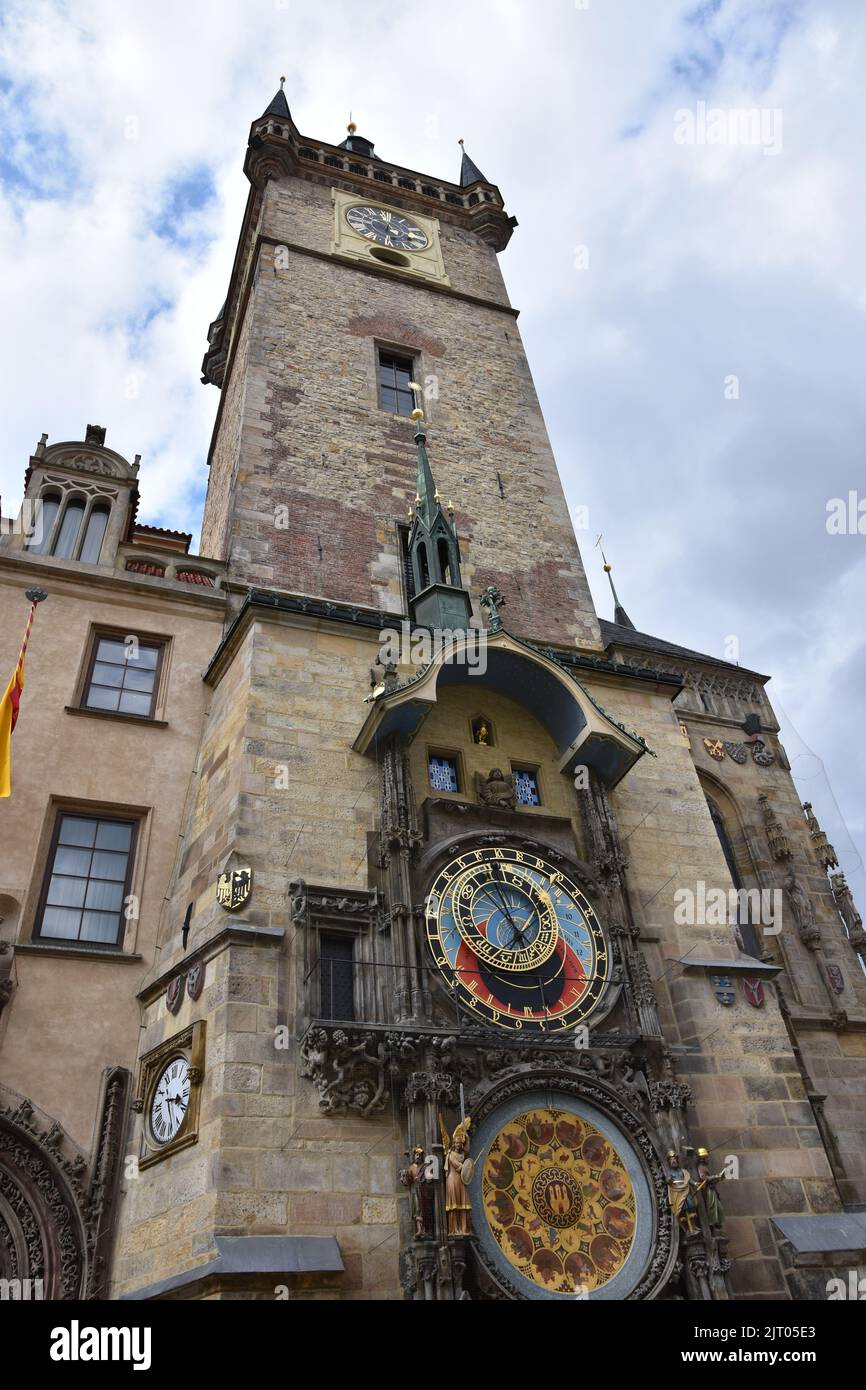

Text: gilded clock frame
xmin=134 ymin=1020 xmax=206 ymax=1169
xmin=422 ymin=835 xmax=618 ymax=1035
xmin=330 ymin=188 xmax=450 ymax=286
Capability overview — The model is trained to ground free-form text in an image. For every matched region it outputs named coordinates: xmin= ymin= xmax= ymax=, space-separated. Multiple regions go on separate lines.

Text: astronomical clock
xmin=425 ymin=846 xmax=609 ymax=1033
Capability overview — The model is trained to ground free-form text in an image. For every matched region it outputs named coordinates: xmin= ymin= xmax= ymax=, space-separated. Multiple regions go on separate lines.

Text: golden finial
xmin=411 ymin=407 xmax=424 ymax=422
xmin=434 ymin=488 xmax=441 ymax=503
xmin=603 ymin=562 xmax=612 ymax=573
xmin=415 ymin=493 xmax=422 ymax=506
xmin=407 ymin=505 xmax=414 ymax=520
xmin=447 ymin=499 xmax=454 ymax=514
xmin=347 ymin=111 xmax=357 ymax=134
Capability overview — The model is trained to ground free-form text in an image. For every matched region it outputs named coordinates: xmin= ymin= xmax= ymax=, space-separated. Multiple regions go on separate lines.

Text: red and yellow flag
xmin=0 ymin=593 xmax=43 ymax=799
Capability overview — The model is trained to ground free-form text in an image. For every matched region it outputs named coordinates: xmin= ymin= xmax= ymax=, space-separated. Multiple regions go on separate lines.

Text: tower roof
xmin=338 ymin=118 xmax=378 ymax=160
xmin=261 ymin=79 xmax=291 ymax=120
xmin=459 ymin=140 xmax=488 ymax=187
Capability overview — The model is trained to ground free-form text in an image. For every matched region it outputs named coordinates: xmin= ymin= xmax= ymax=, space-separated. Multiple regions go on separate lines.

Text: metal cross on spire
xmin=595 ymin=534 xmax=635 ymax=630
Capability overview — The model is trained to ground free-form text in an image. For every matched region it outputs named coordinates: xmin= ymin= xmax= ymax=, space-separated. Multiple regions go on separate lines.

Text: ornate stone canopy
xmin=354 ymin=628 xmax=650 ymax=788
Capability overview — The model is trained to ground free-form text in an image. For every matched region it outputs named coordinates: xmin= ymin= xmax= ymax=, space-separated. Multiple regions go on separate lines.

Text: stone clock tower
xmin=100 ymin=85 xmax=866 ymax=1302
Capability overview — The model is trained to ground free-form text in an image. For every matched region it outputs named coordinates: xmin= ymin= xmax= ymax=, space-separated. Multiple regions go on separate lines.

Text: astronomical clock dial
xmin=425 ymin=846 xmax=609 ymax=1033
xmin=474 ymin=1097 xmax=651 ymax=1299
xmin=149 ymin=1056 xmax=190 ymax=1146
xmin=345 ymin=204 xmax=429 ymax=250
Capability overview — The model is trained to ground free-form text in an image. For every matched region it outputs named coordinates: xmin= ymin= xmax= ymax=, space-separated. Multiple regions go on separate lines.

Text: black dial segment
xmin=345 ymin=204 xmax=429 ymax=250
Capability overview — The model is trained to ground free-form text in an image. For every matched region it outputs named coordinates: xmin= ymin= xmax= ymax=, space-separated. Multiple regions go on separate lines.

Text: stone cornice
xmin=0 ymin=553 xmax=226 ymax=613
xmin=137 ymin=922 xmax=285 ymax=1005
xmin=205 ymin=587 xmax=688 ymax=698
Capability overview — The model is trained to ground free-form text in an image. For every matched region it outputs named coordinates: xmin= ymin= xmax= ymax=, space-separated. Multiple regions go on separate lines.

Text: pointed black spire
xmin=262 ymin=76 xmax=291 ymax=120
xmin=458 ymin=138 xmax=488 ymax=187
xmin=598 ymin=542 xmax=635 ymax=629
xmin=406 ymin=384 xmax=472 ymax=631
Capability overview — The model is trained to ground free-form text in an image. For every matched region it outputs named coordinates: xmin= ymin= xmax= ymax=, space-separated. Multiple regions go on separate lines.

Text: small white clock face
xmin=150 ymin=1056 xmax=190 ymax=1146
xmin=345 ymin=204 xmax=429 ymax=250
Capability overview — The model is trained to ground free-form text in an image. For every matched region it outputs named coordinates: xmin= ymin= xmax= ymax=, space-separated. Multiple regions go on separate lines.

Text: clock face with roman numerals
xmin=149 ymin=1056 xmax=190 ymax=1146
xmin=425 ymin=846 xmax=609 ymax=1033
xmin=345 ymin=204 xmax=429 ymax=250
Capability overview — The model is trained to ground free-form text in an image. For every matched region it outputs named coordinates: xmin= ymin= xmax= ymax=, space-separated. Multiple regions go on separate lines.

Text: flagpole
xmin=0 ymin=587 xmax=47 ymax=798
xmin=18 ymin=587 xmax=48 ymax=669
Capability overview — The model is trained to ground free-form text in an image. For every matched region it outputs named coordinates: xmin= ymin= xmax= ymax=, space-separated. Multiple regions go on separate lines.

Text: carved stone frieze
xmin=648 ymin=1078 xmax=694 ymax=1113
xmin=84 ymin=1067 xmax=131 ymax=1299
xmin=290 ymin=879 xmax=380 ymax=922
xmin=0 ymin=1099 xmax=87 ymax=1298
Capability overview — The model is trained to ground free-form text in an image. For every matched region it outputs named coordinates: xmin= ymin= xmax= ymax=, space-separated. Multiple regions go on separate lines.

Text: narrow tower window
xmin=437 ymin=537 xmax=451 ymax=585
xmin=319 ymin=933 xmax=355 ymax=1021
xmin=378 ymin=350 xmax=415 ymax=416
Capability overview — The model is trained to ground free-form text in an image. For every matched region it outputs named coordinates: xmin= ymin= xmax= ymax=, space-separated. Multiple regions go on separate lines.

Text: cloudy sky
xmin=1 ymin=0 xmax=863 ymax=890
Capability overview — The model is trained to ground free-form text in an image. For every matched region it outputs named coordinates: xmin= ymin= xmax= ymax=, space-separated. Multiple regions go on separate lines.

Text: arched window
xmin=706 ymin=793 xmax=762 ymax=958
xmin=79 ymin=503 xmax=110 ymax=564
xmin=52 ymin=498 xmax=86 ymax=559
xmin=437 ymin=537 xmax=451 ymax=585
xmin=25 ymin=491 xmax=61 ymax=554
xmin=417 ymin=542 xmax=430 ymax=589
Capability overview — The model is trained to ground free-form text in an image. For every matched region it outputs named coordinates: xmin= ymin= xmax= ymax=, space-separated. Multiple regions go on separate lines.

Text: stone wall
xmin=199 ymin=174 xmax=601 ymax=649
xmin=591 ymin=674 xmax=845 ymax=1299
xmin=0 ymin=562 xmax=220 ymax=1152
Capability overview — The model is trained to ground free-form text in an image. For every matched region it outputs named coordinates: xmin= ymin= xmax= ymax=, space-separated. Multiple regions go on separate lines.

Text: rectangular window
xmin=429 ymin=754 xmax=460 ymax=793
xmin=36 ymin=812 xmax=136 ymax=946
xmin=513 ymin=767 xmax=541 ymax=806
xmin=319 ymin=933 xmax=355 ymax=1021
xmin=84 ymin=634 xmax=163 ymax=718
xmin=378 ymin=350 xmax=415 ymax=417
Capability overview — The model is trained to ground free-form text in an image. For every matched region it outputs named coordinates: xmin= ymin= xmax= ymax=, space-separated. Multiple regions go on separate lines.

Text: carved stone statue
xmin=784 ymin=869 xmax=821 ymax=950
xmin=440 ymin=1115 xmax=472 ymax=1237
xmin=476 ymin=768 xmax=516 ymax=810
xmin=666 ymin=1149 xmax=697 ymax=1235
xmin=400 ymin=1146 xmax=435 ymax=1239
xmin=473 ymin=720 xmax=490 ymax=745
xmin=831 ymin=873 xmax=866 ymax=954
xmin=694 ymin=1148 xmax=724 ymax=1230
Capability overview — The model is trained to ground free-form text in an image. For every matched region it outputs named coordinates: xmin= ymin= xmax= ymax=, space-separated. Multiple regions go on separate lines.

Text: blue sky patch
xmin=151 ymin=165 xmax=217 ymax=249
